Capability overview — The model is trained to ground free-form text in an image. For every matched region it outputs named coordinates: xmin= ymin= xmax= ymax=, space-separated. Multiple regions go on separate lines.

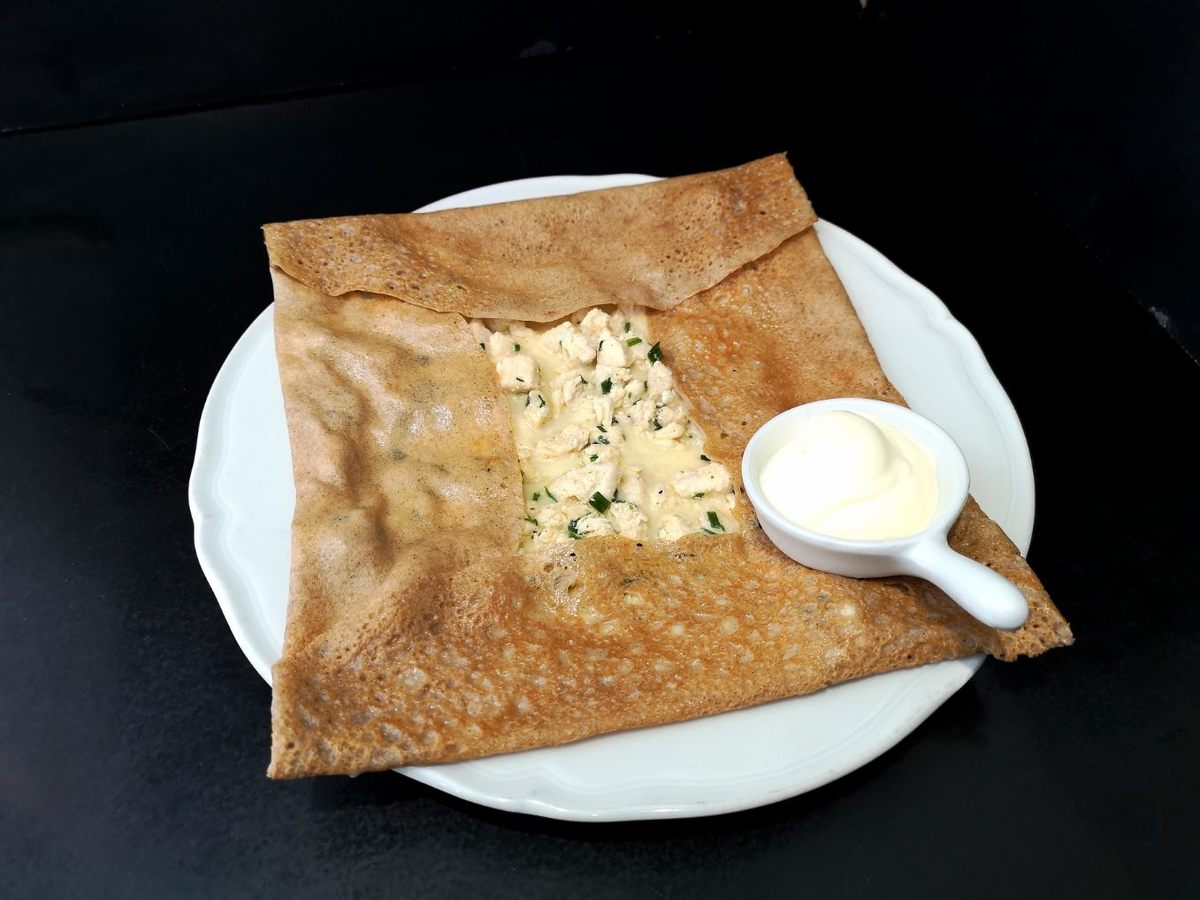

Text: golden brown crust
xmin=263 ymin=154 xmax=815 ymax=323
xmin=267 ymin=164 xmax=1071 ymax=780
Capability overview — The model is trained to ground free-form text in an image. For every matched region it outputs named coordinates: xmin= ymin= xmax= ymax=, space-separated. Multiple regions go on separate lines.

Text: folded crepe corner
xmin=263 ymin=155 xmax=1071 ymax=780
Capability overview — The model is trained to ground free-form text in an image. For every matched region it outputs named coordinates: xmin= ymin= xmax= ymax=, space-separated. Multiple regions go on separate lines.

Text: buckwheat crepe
xmin=264 ymin=155 xmax=1071 ymax=779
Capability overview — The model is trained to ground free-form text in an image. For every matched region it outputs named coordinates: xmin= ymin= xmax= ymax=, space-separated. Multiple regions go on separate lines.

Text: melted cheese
xmin=471 ymin=307 xmax=739 ymax=547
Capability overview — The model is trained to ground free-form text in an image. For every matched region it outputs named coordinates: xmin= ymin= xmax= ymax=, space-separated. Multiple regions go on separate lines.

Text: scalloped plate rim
xmin=189 ymin=173 xmax=1034 ymax=821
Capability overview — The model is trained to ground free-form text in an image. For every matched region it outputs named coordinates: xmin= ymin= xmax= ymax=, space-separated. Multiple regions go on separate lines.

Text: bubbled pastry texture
xmin=266 ymin=158 xmax=1071 ymax=779
xmin=263 ymin=154 xmax=814 ymax=323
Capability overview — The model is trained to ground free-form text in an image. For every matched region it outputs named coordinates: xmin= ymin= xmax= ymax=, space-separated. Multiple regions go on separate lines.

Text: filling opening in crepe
xmin=470 ymin=305 xmax=739 ymax=547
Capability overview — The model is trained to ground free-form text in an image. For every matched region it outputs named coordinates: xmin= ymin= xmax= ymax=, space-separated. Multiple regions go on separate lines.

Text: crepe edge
xmin=261 ymin=153 xmax=817 ymax=323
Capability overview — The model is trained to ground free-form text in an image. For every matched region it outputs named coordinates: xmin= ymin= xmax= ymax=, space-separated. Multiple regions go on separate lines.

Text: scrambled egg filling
xmin=470 ymin=307 xmax=739 ymax=547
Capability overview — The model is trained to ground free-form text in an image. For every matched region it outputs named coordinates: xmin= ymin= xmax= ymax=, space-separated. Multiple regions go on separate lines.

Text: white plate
xmin=189 ymin=174 xmax=1034 ymax=821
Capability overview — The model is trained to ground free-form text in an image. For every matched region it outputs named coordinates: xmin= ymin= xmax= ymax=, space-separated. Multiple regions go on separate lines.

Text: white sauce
xmin=758 ymin=410 xmax=937 ymax=540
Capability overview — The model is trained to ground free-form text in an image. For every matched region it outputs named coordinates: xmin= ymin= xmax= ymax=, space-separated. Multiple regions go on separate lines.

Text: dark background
xmin=1 ymin=2 xmax=1197 ymax=897
xmin=5 ymin=0 xmax=1199 ymax=361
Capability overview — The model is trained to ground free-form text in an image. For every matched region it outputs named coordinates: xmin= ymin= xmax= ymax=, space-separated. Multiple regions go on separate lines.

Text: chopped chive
xmin=479 ymin=342 xmax=486 ymax=349
xmin=706 ymin=511 xmax=725 ymax=532
xmin=525 ymin=515 xmax=538 ymax=526
xmin=597 ymin=424 xmax=607 ymax=432
xmin=532 ymin=492 xmax=541 ymax=501
xmin=611 ymin=417 xmax=618 ymax=425
xmin=525 ymin=394 xmax=531 ymax=407
xmin=567 ymin=518 xmax=582 ymax=539
xmin=624 ymin=321 xmax=631 ymax=333
xmin=515 ymin=376 xmax=525 ymax=383
xmin=588 ymin=492 xmax=611 ymax=513
xmin=594 ymin=436 xmax=610 ymax=445
xmin=514 ymin=343 xmax=521 ymax=351
xmin=626 ymin=337 xmax=642 ymax=347
xmin=601 ymin=377 xmax=612 ymax=394
xmin=589 ymin=453 xmax=598 ymax=462
xmin=579 ymin=375 xmax=588 ymax=385
xmin=653 ymin=418 xmax=663 ymax=431
xmin=599 ymin=339 xmax=604 ymax=350
xmin=544 ymin=486 xmax=557 ymax=502
xmin=700 ymin=454 xmax=711 ymax=462
xmin=647 ymin=342 xmax=663 ymax=363
xmin=693 ymin=492 xmax=705 ymax=498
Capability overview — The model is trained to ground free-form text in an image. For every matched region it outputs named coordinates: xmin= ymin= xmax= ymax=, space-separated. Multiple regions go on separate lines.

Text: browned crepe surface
xmin=264 ymin=154 xmax=814 ymax=323
xmin=266 ymin=158 xmax=1072 ymax=779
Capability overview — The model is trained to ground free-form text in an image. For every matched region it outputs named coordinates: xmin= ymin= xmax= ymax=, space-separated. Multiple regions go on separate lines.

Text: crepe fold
xmin=265 ymin=155 xmax=1071 ymax=779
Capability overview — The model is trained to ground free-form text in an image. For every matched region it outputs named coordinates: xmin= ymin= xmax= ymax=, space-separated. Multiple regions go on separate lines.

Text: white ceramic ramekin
xmin=741 ymin=398 xmax=1029 ymax=630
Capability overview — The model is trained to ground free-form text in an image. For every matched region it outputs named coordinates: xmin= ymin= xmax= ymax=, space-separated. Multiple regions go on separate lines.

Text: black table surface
xmin=2 ymin=17 xmax=1197 ymax=900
